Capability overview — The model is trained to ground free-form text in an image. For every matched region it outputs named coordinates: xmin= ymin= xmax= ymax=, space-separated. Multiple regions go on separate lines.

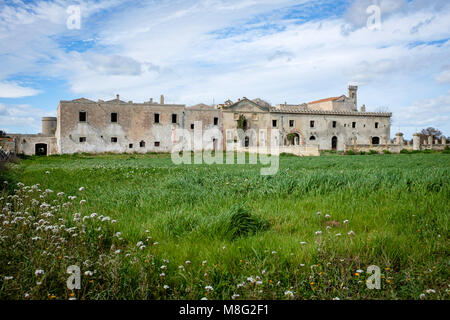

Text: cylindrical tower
xmin=42 ymin=117 xmax=57 ymax=136
xmin=413 ymin=133 xmax=420 ymax=150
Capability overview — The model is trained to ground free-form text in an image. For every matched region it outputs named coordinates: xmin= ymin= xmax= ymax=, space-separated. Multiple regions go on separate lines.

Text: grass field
xmin=0 ymin=152 xmax=449 ymax=300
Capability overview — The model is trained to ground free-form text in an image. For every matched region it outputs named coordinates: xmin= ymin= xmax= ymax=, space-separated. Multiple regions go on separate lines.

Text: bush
xmin=383 ymin=150 xmax=391 ymax=154
xmin=368 ymin=150 xmax=378 ymax=155
xmin=345 ymin=150 xmax=356 ymax=155
xmin=400 ymin=149 xmax=410 ymax=154
xmin=358 ymin=151 xmax=366 ymax=155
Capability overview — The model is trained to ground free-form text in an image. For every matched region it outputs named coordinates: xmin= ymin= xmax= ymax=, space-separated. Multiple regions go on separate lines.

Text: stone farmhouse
xmin=3 ymin=85 xmax=443 ymax=156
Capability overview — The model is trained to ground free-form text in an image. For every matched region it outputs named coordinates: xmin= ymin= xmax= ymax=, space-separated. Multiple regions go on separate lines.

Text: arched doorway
xmin=35 ymin=143 xmax=47 ymax=156
xmin=331 ymin=136 xmax=338 ymax=150
xmin=371 ymin=137 xmax=380 ymax=145
xmin=286 ymin=132 xmax=300 ymax=146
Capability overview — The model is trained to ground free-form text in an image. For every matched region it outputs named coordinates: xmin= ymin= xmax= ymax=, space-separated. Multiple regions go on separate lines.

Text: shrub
xmin=368 ymin=150 xmax=378 ymax=155
xmin=345 ymin=150 xmax=356 ymax=155
xmin=358 ymin=151 xmax=366 ymax=155
xmin=222 ymin=205 xmax=269 ymax=240
xmin=383 ymin=150 xmax=391 ymax=154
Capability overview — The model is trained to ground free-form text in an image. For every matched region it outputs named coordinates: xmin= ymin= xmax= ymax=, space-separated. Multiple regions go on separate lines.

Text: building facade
xmin=4 ymin=86 xmax=395 ymax=156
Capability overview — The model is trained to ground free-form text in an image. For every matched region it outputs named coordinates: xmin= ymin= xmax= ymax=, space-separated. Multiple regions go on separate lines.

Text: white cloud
xmin=0 ymin=103 xmax=55 ymax=134
xmin=0 ymin=82 xmax=41 ymax=98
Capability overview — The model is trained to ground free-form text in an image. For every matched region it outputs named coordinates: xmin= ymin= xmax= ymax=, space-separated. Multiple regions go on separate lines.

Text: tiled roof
xmin=308 ymin=96 xmax=344 ymax=105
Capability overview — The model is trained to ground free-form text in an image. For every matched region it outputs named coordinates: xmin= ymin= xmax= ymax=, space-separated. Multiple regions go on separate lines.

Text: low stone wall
xmin=239 ymin=145 xmax=320 ymax=157
xmin=344 ymin=144 xmax=402 ymax=153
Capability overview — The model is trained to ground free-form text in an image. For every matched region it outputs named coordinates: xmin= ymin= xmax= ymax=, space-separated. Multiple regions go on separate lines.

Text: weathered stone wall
xmin=8 ymin=134 xmax=57 ymax=155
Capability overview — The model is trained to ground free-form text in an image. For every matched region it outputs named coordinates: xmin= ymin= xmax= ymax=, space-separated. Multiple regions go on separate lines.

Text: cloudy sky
xmin=0 ymin=0 xmax=449 ymax=138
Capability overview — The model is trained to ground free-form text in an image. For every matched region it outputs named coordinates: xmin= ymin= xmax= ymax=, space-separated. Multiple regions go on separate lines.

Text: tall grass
xmin=0 ymin=153 xmax=449 ymax=300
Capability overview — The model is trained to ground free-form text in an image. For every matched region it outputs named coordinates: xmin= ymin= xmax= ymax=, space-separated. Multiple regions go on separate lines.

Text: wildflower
xmin=426 ymin=289 xmax=436 ymax=294
xmin=90 ymin=213 xmax=98 ymax=218
xmin=79 ymin=187 xmax=85 ymax=191
xmin=163 ymin=285 xmax=169 ymax=290
xmin=153 ymin=242 xmax=159 ymax=246
xmin=201 ymin=297 xmax=208 ymax=300
xmin=347 ymin=230 xmax=355 ymax=236
xmin=178 ymin=265 xmax=185 ymax=271
xmin=35 ymin=269 xmax=45 ymax=276
xmin=4 ymin=276 xmax=13 ymax=280
xmin=111 ymin=220 xmax=117 ymax=224
xmin=136 ymin=241 xmax=143 ymax=247
xmin=160 ymin=273 xmax=165 ymax=277
xmin=356 ymin=269 xmax=364 ymax=274
xmin=114 ymin=249 xmax=121 ymax=254
xmin=202 ymin=260 xmax=207 ymax=266
xmin=45 ymin=171 xmax=50 ymax=174
xmin=315 ymin=230 xmax=322 ymax=235
xmin=24 ymin=293 xmax=30 ymax=299
xmin=80 ymin=200 xmax=86 ymax=205
xmin=57 ymin=192 xmax=64 ymax=197
xmin=231 ymin=294 xmax=240 ymax=300
xmin=300 ymin=241 xmax=307 ymax=245
xmin=316 ymin=211 xmax=321 ymax=216
xmin=185 ymin=260 xmax=191 ymax=265
xmin=335 ymin=233 xmax=342 ymax=236
xmin=84 ymin=271 xmax=93 ymax=276
xmin=161 ymin=265 xmax=167 ymax=270
xmin=419 ymin=293 xmax=426 ymax=300
xmin=139 ymin=245 xmax=146 ymax=250
xmin=325 ymin=214 xmax=331 ymax=219
xmin=284 ymin=290 xmax=294 ymax=299
xmin=343 ymin=220 xmax=349 ymax=224
xmin=205 ymin=285 xmax=214 ymax=291
xmin=271 ymin=251 xmax=277 ymax=254
xmin=333 ymin=297 xmax=340 ymax=300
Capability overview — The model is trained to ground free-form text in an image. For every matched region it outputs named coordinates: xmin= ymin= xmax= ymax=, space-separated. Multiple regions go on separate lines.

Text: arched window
xmin=309 ymin=136 xmax=316 ymax=141
xmin=140 ymin=141 xmax=146 ymax=148
xmin=331 ymin=136 xmax=338 ymax=150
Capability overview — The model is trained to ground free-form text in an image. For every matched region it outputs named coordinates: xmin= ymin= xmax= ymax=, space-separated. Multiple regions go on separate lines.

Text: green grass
xmin=0 ymin=153 xmax=449 ymax=300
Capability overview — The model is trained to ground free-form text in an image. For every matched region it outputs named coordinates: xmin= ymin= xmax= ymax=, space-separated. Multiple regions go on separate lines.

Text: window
xmin=309 ymin=136 xmax=316 ymax=141
xmin=372 ymin=137 xmax=380 ymax=145
xmin=111 ymin=112 xmax=118 ymax=123
xmin=332 ymin=121 xmax=337 ymax=128
xmin=111 ymin=137 xmax=117 ymax=143
xmin=214 ymin=117 xmax=219 ymax=125
xmin=154 ymin=113 xmax=160 ymax=123
xmin=375 ymin=122 xmax=379 ymax=128
xmin=140 ymin=141 xmax=145 ymax=148
xmin=272 ymin=120 xmax=277 ymax=127
xmin=79 ymin=137 xmax=86 ymax=143
xmin=154 ymin=141 xmax=160 ymax=147
xmin=289 ymin=120 xmax=294 ymax=127
xmin=344 ymin=124 xmax=347 ymax=127
xmin=352 ymin=122 xmax=356 ymax=128
xmin=129 ymin=144 xmax=133 ymax=148
xmin=172 ymin=114 xmax=177 ymax=124
xmin=310 ymin=120 xmax=315 ymax=128
xmin=79 ymin=112 xmax=86 ymax=122
xmin=190 ymin=124 xmax=194 ymax=130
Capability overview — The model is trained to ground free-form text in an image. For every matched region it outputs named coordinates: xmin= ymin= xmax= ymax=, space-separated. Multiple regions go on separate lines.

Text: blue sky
xmin=0 ymin=0 xmax=449 ymax=138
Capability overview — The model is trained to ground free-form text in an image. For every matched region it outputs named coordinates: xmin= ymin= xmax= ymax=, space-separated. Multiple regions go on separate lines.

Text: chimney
xmin=116 ymin=94 xmax=120 ymax=100
xmin=360 ymin=104 xmax=366 ymax=112
xmin=160 ymin=94 xmax=164 ymax=105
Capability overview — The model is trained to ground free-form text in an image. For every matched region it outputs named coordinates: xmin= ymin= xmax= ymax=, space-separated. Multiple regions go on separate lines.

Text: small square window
xmin=172 ymin=114 xmax=177 ymax=124
xmin=272 ymin=120 xmax=277 ymax=127
xmin=79 ymin=137 xmax=86 ymax=143
xmin=111 ymin=113 xmax=118 ymax=123
xmin=214 ymin=117 xmax=219 ymax=125
xmin=129 ymin=144 xmax=133 ymax=148
xmin=289 ymin=120 xmax=294 ymax=127
xmin=191 ymin=124 xmax=194 ymax=130
xmin=140 ymin=141 xmax=145 ymax=147
xmin=375 ymin=122 xmax=379 ymax=128
xmin=111 ymin=137 xmax=117 ymax=143
xmin=79 ymin=112 xmax=86 ymax=122
xmin=332 ymin=121 xmax=337 ymax=128
xmin=154 ymin=141 xmax=160 ymax=147
xmin=352 ymin=122 xmax=356 ymax=128
xmin=310 ymin=120 xmax=315 ymax=128
xmin=154 ymin=113 xmax=160 ymax=123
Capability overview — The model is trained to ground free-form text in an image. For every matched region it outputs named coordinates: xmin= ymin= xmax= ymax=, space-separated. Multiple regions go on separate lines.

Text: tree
xmin=420 ymin=127 xmax=442 ymax=140
xmin=0 ymin=130 xmax=5 ymax=137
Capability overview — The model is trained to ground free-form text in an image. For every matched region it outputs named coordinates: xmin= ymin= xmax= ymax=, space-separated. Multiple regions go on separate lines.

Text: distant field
xmin=1 ymin=153 xmax=449 ymax=300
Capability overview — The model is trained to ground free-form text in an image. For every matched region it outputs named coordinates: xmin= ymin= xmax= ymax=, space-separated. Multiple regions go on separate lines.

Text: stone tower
xmin=348 ymin=85 xmax=358 ymax=109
